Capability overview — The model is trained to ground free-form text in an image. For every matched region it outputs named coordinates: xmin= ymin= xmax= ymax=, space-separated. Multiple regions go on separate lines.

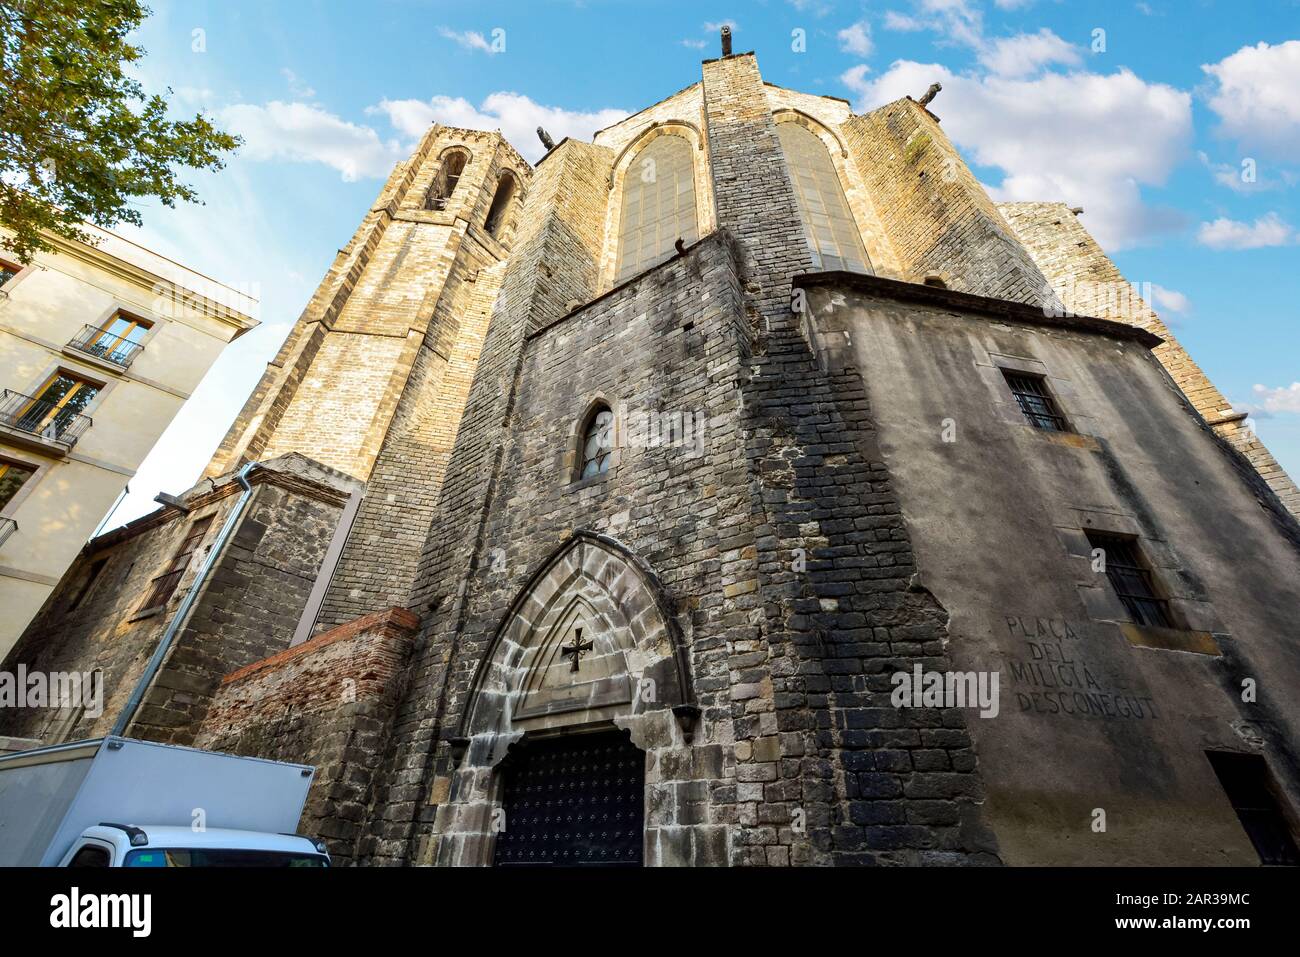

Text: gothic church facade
xmin=5 ymin=44 xmax=1300 ymax=868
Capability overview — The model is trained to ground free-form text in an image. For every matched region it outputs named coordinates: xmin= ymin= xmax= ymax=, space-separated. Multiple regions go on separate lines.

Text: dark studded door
xmin=493 ymin=730 xmax=645 ymax=867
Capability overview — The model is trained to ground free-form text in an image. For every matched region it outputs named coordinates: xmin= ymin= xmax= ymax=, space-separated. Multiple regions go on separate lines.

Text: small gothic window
xmin=484 ymin=172 xmax=517 ymax=237
xmin=777 ymin=121 xmax=869 ymax=273
xmin=580 ymin=406 xmax=614 ymax=479
xmin=426 ymin=150 xmax=469 ymax=211
xmin=615 ymin=133 xmax=698 ymax=283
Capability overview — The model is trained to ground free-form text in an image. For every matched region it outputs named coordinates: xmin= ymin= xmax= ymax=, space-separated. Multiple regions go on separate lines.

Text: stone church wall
xmin=798 ymin=274 xmax=1300 ymax=864
xmin=1000 ymin=200 xmax=1300 ymax=519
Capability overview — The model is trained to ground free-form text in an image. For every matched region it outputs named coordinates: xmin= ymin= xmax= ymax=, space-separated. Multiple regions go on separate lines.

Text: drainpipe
xmin=110 ymin=461 xmax=259 ymax=737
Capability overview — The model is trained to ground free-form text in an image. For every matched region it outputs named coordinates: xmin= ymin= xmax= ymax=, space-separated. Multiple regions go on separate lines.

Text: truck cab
xmin=60 ymin=824 xmax=329 ymax=867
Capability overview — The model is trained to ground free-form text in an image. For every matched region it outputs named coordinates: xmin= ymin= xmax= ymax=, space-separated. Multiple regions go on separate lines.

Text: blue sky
xmin=109 ymin=0 xmax=1300 ymax=525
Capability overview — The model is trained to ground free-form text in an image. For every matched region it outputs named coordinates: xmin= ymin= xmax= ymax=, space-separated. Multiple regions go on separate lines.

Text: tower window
xmin=776 ymin=121 xmax=869 ymax=273
xmin=1206 ymin=752 xmax=1300 ymax=866
xmin=484 ymin=172 xmax=517 ymax=237
xmin=140 ymin=515 xmax=212 ymax=611
xmin=580 ymin=406 xmax=614 ymax=480
xmin=1002 ymin=370 xmax=1071 ymax=432
xmin=426 ymin=150 xmax=468 ymax=211
xmin=615 ymin=134 xmax=697 ymax=283
xmin=1085 ymin=532 xmax=1174 ymax=629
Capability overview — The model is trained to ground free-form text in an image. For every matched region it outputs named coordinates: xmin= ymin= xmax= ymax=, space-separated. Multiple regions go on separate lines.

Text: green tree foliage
xmin=0 ymin=0 xmax=239 ymax=261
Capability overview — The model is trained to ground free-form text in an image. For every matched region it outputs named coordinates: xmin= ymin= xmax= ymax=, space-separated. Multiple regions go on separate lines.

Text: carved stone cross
xmin=560 ymin=627 xmax=594 ymax=673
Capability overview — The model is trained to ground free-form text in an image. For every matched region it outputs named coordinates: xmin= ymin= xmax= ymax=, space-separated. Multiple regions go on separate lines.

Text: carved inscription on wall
xmin=1003 ymin=616 xmax=1158 ymax=720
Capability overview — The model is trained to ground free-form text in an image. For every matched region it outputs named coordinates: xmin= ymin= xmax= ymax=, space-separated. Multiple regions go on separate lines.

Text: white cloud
xmin=838 ymin=21 xmax=873 ymax=57
xmin=978 ymin=29 xmax=1080 ymax=78
xmin=680 ymin=38 xmax=707 ymax=50
xmin=371 ymin=93 xmax=627 ymax=164
xmin=280 ymin=68 xmax=315 ymax=99
xmin=1150 ymin=284 xmax=1189 ymax=314
xmin=438 ymin=27 xmax=498 ymax=55
xmin=1203 ymin=40 xmax=1300 ymax=156
xmin=703 ymin=20 xmax=739 ymax=33
xmin=1196 ymin=213 xmax=1294 ymax=250
xmin=845 ymin=60 xmax=1192 ymax=249
xmin=883 ymin=11 xmax=928 ymax=31
xmin=890 ymin=0 xmax=984 ymax=48
xmin=221 ymin=101 xmax=404 ymax=181
xmin=1249 ymin=382 xmax=1300 ymax=415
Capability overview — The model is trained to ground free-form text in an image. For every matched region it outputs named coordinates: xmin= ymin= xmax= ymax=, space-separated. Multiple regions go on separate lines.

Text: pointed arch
xmin=611 ymin=130 xmax=702 ymax=283
xmin=484 ymin=170 xmax=518 ymax=238
xmin=457 ymin=532 xmax=693 ymax=749
xmin=776 ymin=119 xmax=871 ymax=273
xmin=426 ymin=147 xmax=471 ymax=211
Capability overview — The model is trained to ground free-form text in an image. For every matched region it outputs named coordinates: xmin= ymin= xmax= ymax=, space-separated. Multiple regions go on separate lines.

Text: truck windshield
xmin=123 ymin=849 xmax=328 ymax=867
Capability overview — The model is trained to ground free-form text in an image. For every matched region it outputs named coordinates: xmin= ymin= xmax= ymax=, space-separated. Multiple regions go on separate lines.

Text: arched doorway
xmin=430 ymin=532 xmax=696 ymax=867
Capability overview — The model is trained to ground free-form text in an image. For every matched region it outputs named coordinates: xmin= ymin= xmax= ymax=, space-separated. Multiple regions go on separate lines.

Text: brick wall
xmin=1000 ymin=200 xmax=1300 ymax=518
xmin=195 ymin=607 xmax=418 ymax=865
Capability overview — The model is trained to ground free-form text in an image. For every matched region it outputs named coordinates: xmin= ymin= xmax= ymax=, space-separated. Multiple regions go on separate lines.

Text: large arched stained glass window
xmin=615 ymin=134 xmax=698 ymax=283
xmin=777 ymin=122 xmax=869 ymax=273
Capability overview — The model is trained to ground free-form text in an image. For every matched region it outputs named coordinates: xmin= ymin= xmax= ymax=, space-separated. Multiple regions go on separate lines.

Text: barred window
xmin=580 ymin=406 xmax=614 ymax=480
xmin=776 ymin=122 xmax=868 ymax=273
xmin=615 ymin=134 xmax=697 ymax=283
xmin=0 ymin=259 xmax=20 ymax=286
xmin=141 ymin=516 xmax=212 ymax=611
xmin=1002 ymin=370 xmax=1071 ymax=432
xmin=1086 ymin=532 xmax=1174 ymax=629
xmin=484 ymin=172 xmax=517 ymax=237
xmin=1206 ymin=752 xmax=1300 ymax=866
xmin=426 ymin=149 xmax=469 ymax=210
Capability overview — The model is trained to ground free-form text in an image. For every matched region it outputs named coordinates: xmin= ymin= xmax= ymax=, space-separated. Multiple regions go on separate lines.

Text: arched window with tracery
xmin=484 ymin=172 xmax=517 ymax=237
xmin=426 ymin=149 xmax=469 ymax=210
xmin=776 ymin=122 xmax=869 ymax=272
xmin=580 ymin=405 xmax=614 ymax=479
xmin=614 ymin=134 xmax=697 ymax=283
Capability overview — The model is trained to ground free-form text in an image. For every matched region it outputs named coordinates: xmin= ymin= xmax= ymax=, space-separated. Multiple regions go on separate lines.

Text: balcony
xmin=65 ymin=324 xmax=145 ymax=369
xmin=0 ymin=517 xmax=15 ymax=548
xmin=0 ymin=389 xmax=93 ymax=451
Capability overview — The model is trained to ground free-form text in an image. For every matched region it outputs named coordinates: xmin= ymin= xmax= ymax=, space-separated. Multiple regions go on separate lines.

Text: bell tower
xmin=201 ymin=126 xmax=530 ymax=628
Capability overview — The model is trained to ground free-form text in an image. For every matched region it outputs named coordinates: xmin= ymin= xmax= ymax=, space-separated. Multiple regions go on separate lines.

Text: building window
xmin=1206 ymin=752 xmax=1300 ymax=866
xmin=484 ymin=172 xmax=517 ymax=237
xmin=580 ymin=406 xmax=614 ymax=480
xmin=0 ymin=459 xmax=36 ymax=510
xmin=776 ymin=122 xmax=869 ymax=273
xmin=70 ymin=311 xmax=151 ymax=367
xmin=68 ymin=557 xmax=109 ymax=611
xmin=0 ymin=259 xmax=21 ymax=286
xmin=426 ymin=149 xmax=469 ymax=210
xmin=615 ymin=134 xmax=697 ymax=283
xmin=140 ymin=516 xmax=212 ymax=611
xmin=1085 ymin=532 xmax=1174 ymax=629
xmin=1002 ymin=370 xmax=1071 ymax=432
xmin=8 ymin=371 xmax=99 ymax=441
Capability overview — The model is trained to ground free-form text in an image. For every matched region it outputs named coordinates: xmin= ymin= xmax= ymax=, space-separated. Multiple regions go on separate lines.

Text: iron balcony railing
xmin=0 ymin=389 xmax=93 ymax=447
xmin=0 ymin=517 xmax=16 ymax=548
xmin=66 ymin=324 xmax=145 ymax=368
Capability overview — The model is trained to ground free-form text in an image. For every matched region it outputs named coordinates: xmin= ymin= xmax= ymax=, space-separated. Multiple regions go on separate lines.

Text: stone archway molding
xmin=456 ymin=531 xmax=695 ymax=750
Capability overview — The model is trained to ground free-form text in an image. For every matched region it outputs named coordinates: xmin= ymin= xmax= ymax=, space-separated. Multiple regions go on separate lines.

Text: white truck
xmin=0 ymin=736 xmax=328 ymax=867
